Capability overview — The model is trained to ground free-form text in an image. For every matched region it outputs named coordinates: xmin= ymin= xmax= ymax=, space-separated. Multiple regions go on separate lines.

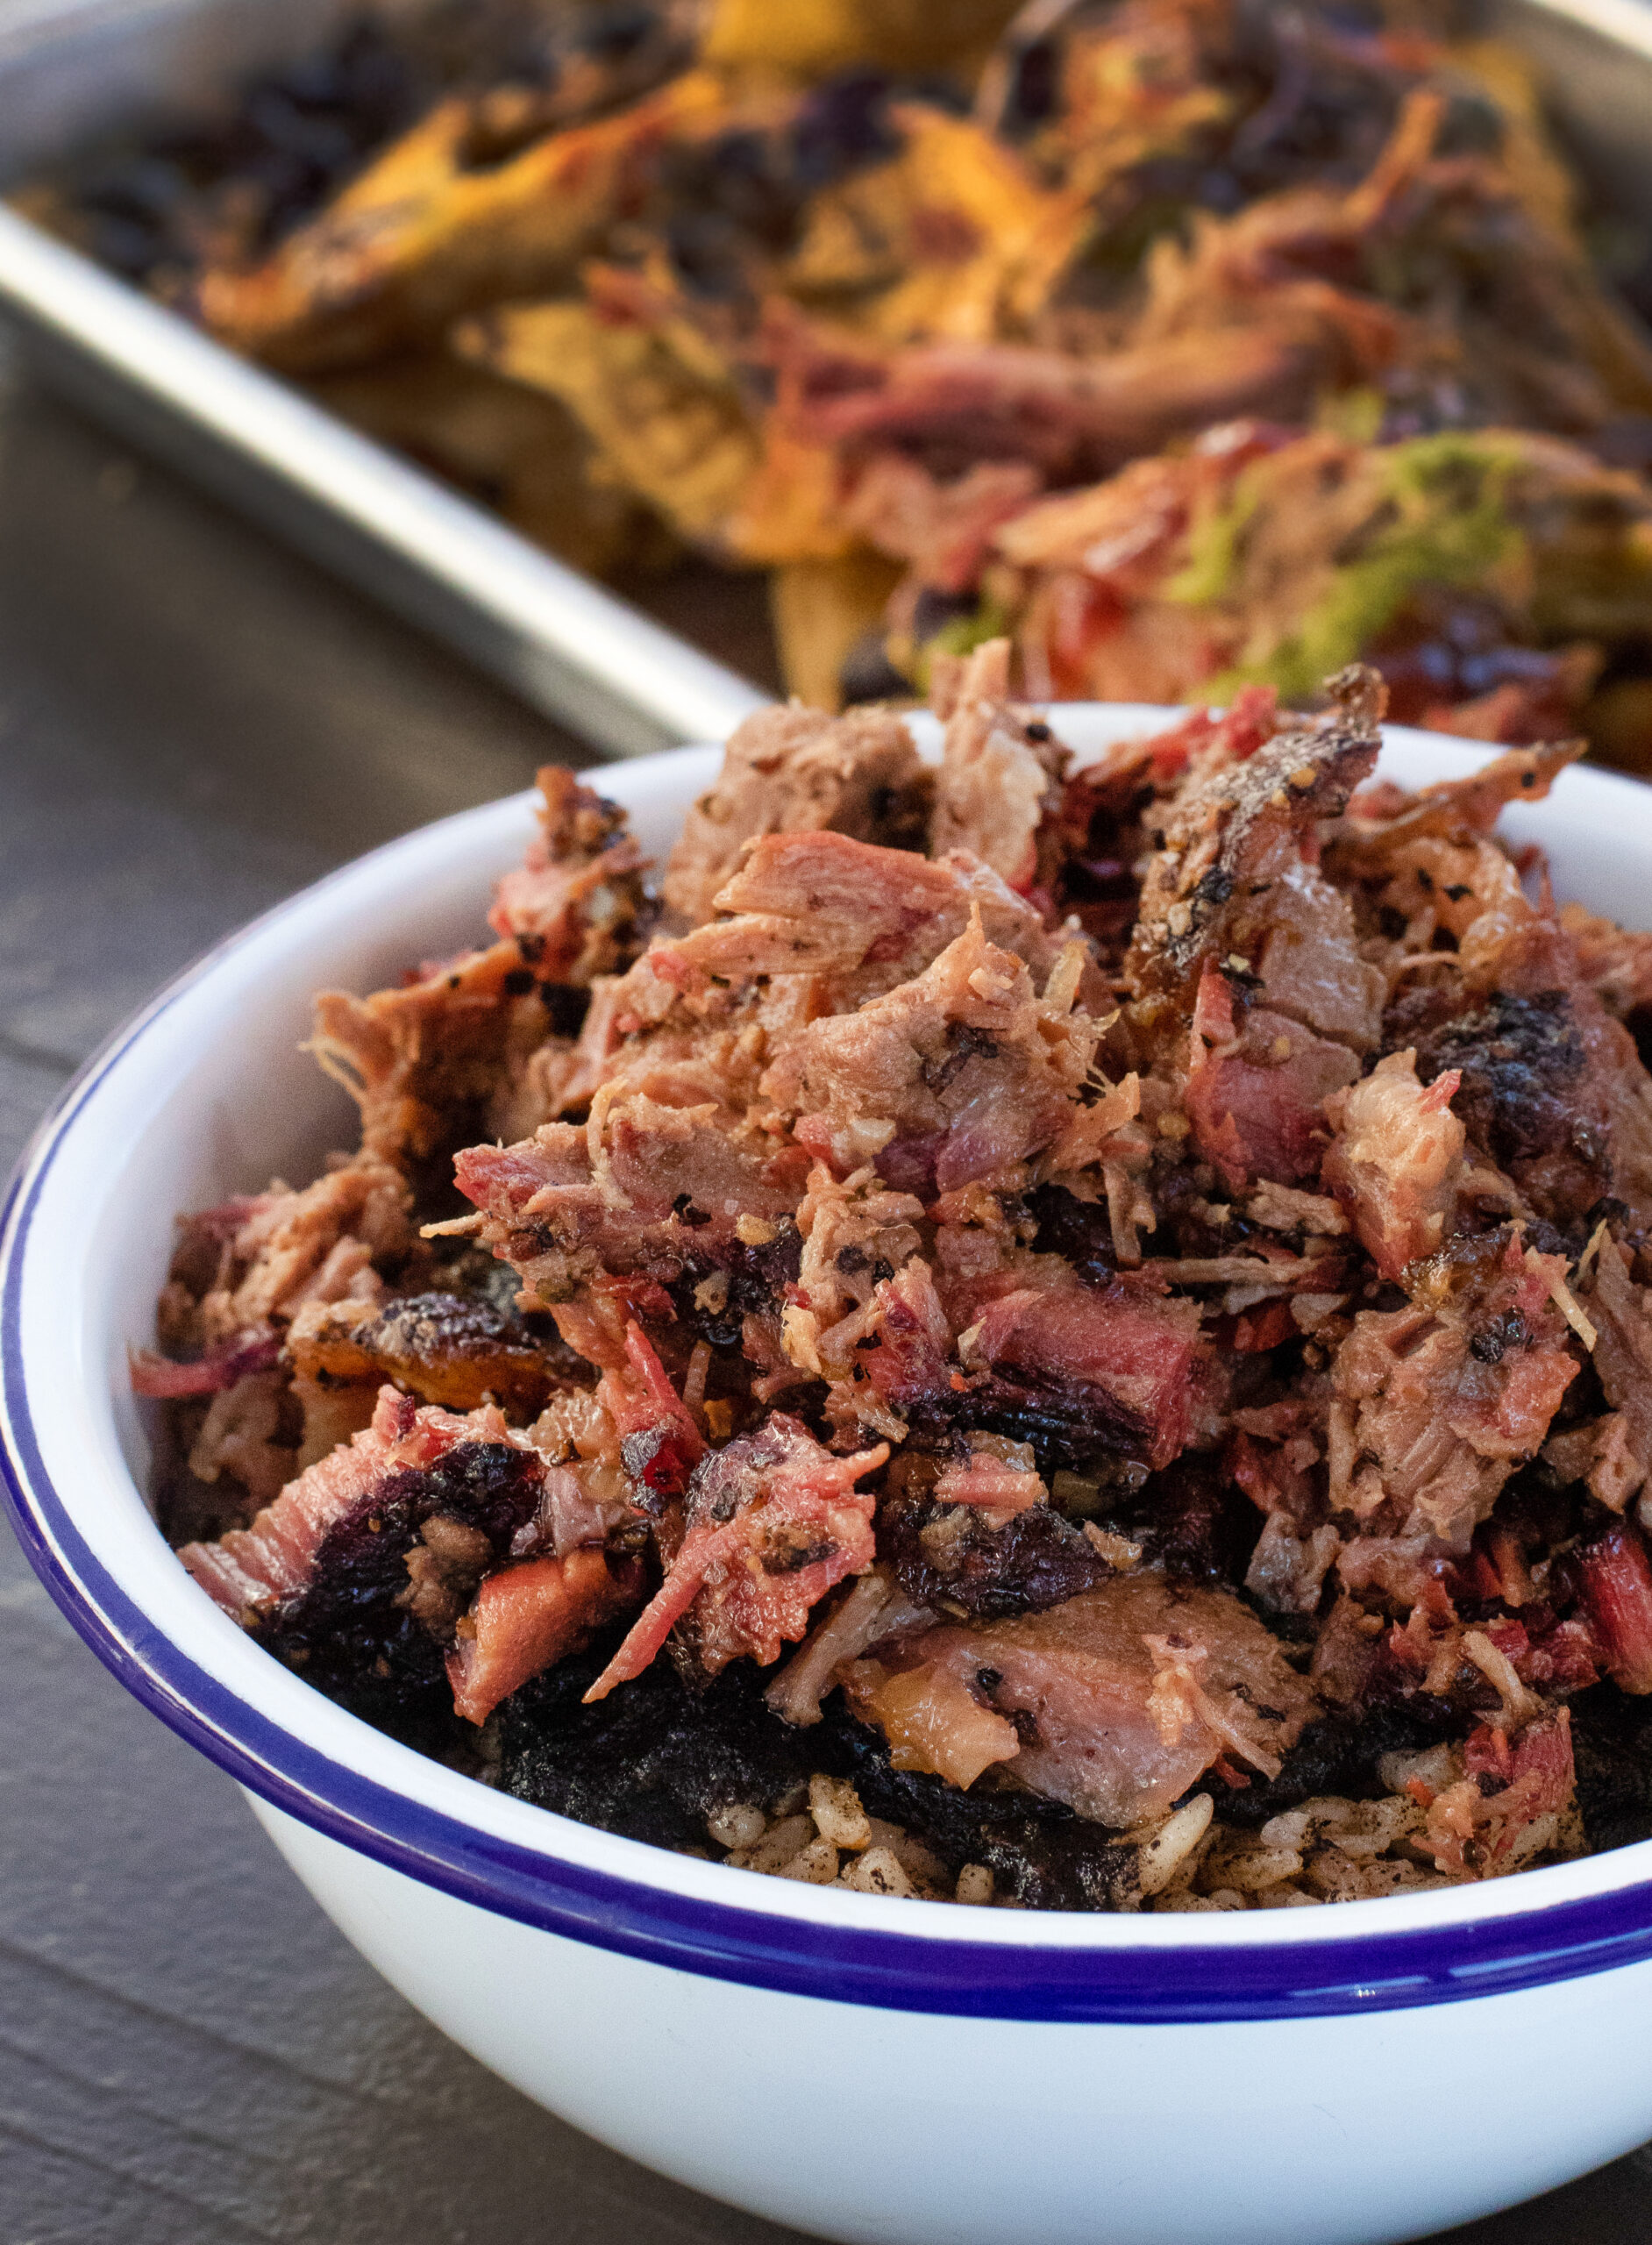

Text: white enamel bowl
xmin=6 ymin=709 xmax=1652 ymax=2245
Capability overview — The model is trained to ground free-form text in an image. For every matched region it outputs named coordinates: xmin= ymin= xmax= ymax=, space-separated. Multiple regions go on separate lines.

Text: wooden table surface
xmin=2 ymin=348 xmax=1649 ymax=2245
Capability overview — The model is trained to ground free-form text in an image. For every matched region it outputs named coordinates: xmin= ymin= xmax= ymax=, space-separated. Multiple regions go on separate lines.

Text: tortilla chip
xmin=702 ymin=0 xmax=1023 ymax=80
xmin=195 ymin=70 xmax=728 ymax=374
xmin=456 ymin=292 xmax=760 ymax=545
xmin=783 ymin=104 xmax=1088 ymax=344
xmin=770 ymin=550 xmax=905 ymax=708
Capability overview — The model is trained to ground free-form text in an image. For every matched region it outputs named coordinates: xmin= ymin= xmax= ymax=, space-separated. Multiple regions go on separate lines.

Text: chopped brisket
xmin=1126 ymin=665 xmax=1385 ymax=1036
xmin=663 ymin=703 xmax=931 ymax=928
xmin=131 ymin=1328 xmax=281 ymax=1399
xmin=761 ymin=909 xmax=1107 ymax=1193
xmin=955 ymin=1281 xmax=1207 ymax=1473
xmin=153 ymin=656 xmax=1652 ymax=1905
xmin=1577 ymin=1238 xmax=1652 ymax=1503
xmin=448 ymin=1548 xmax=644 ymax=1726
xmin=844 ymin=1572 xmax=1317 ymax=1827
xmin=285 ymin=1287 xmax=573 ymax=1418
xmin=1185 ymin=966 xmax=1359 ymax=1190
xmin=155 ymin=1157 xmax=412 ymax=1354
xmin=585 ymin=1412 xmax=885 ymax=1698
xmin=488 ymin=766 xmax=652 ymax=977
xmin=595 ymin=1321 xmax=705 ymax=1510
xmin=310 ymin=768 xmax=652 ymax=1202
xmin=1577 ymin=1523 xmax=1652 ymax=1694
xmin=452 ymin=1102 xmax=808 ymax=1308
xmin=182 ymin=1388 xmax=561 ymax=1750
xmin=652 ymin=828 xmax=1081 ymax=1012
xmin=929 ymin=638 xmax=1068 ymax=896
xmin=1327 ymin=1242 xmax=1578 ymax=1551
xmin=879 ymin=1491 xmax=1111 ymax=1620
xmin=1323 ymin=1050 xmax=1466 ymax=1279
xmin=1559 ymin=903 xmax=1652 ymax=1026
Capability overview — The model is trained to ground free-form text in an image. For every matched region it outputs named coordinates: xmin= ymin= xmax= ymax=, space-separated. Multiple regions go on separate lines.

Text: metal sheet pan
xmin=0 ymin=0 xmax=769 ymax=758
xmin=0 ymin=0 xmax=1648 ymax=757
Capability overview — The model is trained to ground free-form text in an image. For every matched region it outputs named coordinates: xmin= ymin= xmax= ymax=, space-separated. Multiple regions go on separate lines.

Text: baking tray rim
xmin=0 ymin=0 xmax=1648 ymax=756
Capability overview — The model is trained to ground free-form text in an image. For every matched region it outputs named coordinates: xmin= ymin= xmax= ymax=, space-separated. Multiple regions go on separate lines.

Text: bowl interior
xmin=10 ymin=703 xmax=1652 ymax=1982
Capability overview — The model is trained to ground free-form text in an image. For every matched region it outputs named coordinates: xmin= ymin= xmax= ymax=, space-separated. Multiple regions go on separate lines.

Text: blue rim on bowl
xmin=6 ymin=739 xmax=1652 ymax=2027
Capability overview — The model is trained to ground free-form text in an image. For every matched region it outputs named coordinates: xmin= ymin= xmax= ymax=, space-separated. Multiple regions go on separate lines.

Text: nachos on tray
xmin=27 ymin=0 xmax=1652 ymax=766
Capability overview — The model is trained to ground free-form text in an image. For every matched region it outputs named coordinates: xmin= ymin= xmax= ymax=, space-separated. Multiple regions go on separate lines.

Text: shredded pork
xmin=147 ymin=662 xmax=1652 ymax=1906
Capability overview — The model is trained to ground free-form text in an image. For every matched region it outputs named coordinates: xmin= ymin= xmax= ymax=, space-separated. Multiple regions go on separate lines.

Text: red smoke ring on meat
xmin=129 ymin=1329 xmax=281 ymax=1397
xmin=250 ymin=1440 xmax=547 ymax=1742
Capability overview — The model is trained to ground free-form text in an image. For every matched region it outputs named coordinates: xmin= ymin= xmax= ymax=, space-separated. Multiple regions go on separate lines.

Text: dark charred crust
xmin=902 ymin=1374 xmax=1158 ymax=1476
xmin=1125 ymin=1458 xmax=1261 ymax=1586
xmin=879 ymin=1494 xmax=1111 ymax=1618
xmin=1211 ymin=1697 xmax=1462 ymax=1828
xmin=1128 ymin=666 xmax=1384 ymax=995
xmin=286 ymin=1284 xmax=585 ymax=1415
xmin=968 ymin=1821 xmax=1142 ymax=1909
xmin=253 ymin=1440 xmax=544 ymax=1752
xmin=539 ymin=980 xmax=592 ymax=1037
xmin=815 ymin=1707 xmax=1140 ymax=1907
xmin=1394 ymin=987 xmax=1598 ymax=1171
xmin=1570 ymin=1684 xmax=1652 ymax=1852
xmin=500 ymin=1633 xmax=1178 ymax=1906
xmin=502 ymin=1661 xmax=1136 ymax=1903
xmin=1024 ymin=1182 xmax=1118 ymax=1286
xmin=500 ymin=1643 xmax=1428 ymax=1906
xmin=365 ymin=1289 xmax=542 ymax=1362
xmin=499 ymin=1644 xmax=821 ymax=1847
xmin=667 ymin=1222 xmax=804 ymax=1350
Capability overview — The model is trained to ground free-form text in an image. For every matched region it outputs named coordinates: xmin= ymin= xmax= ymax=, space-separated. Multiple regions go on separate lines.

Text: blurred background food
xmin=23 ymin=0 xmax=1652 ymax=769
